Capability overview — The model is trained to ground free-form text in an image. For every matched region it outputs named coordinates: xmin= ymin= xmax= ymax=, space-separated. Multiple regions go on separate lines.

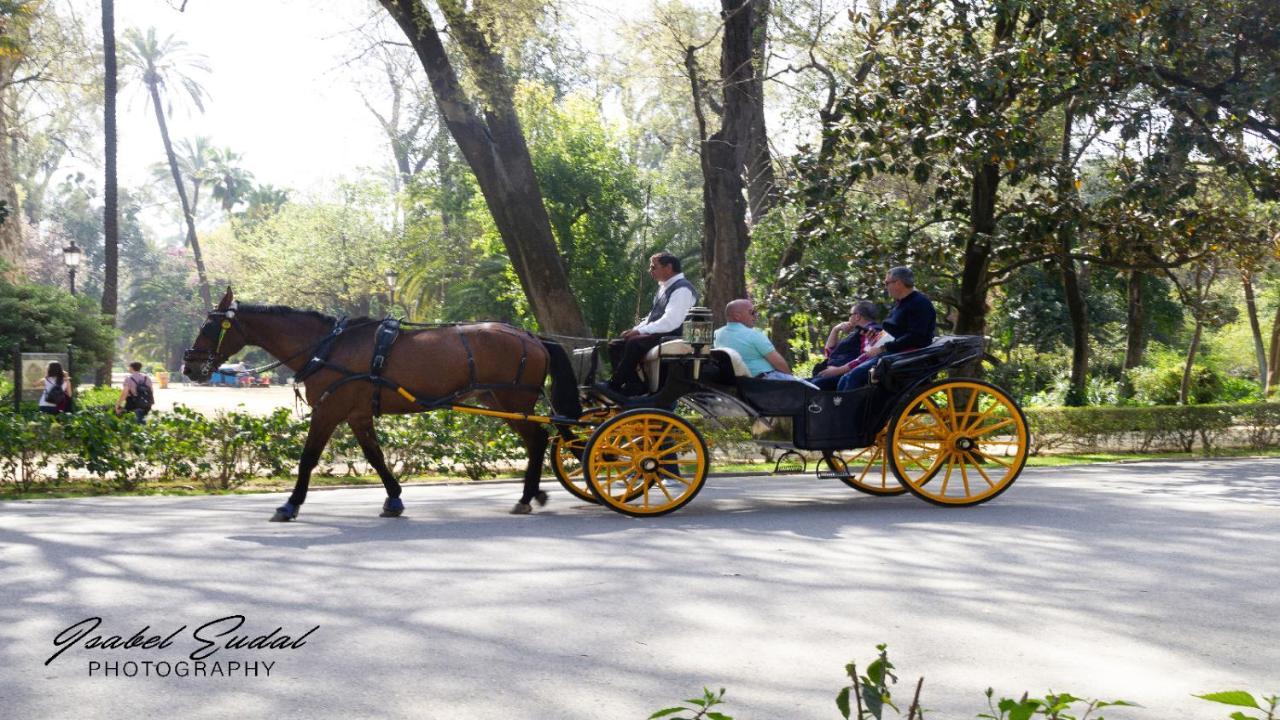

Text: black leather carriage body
xmin=732 ymin=336 xmax=985 ymax=452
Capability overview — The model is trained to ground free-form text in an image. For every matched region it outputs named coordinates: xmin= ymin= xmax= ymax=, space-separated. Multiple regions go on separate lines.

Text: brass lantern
xmin=684 ymin=306 xmax=714 ymax=349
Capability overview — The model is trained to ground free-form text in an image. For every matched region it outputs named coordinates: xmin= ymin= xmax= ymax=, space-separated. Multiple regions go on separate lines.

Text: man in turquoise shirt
xmin=713 ymin=299 xmax=816 ymax=386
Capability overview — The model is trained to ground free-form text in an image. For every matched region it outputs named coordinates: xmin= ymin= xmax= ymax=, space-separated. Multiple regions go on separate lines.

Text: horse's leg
xmin=506 ymin=418 xmax=550 ymax=515
xmin=271 ymin=410 xmax=341 ymax=522
xmin=347 ymin=415 xmax=404 ymax=518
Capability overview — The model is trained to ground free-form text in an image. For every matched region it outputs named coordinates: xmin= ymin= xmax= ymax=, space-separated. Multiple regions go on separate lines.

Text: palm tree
xmin=237 ymin=183 xmax=290 ymax=227
xmin=121 ymin=26 xmax=212 ymax=308
xmin=100 ymin=0 xmax=119 ymax=384
xmin=149 ymin=136 xmax=215 ymax=220
xmin=209 ymin=147 xmax=254 ymax=213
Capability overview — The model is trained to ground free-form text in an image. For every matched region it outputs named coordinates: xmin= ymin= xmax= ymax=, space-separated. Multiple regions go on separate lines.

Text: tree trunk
xmin=377 ymin=0 xmax=587 ymax=336
xmin=1180 ymin=318 xmax=1203 ymax=405
xmin=955 ymin=162 xmax=998 ymax=337
xmin=1242 ymin=271 xmax=1268 ymax=394
xmin=148 ymin=79 xmax=212 ymax=308
xmin=1123 ymin=269 xmax=1147 ymax=370
xmin=1056 ymin=102 xmax=1087 ymax=405
xmin=693 ymin=0 xmax=758 ymax=323
xmin=99 ymin=0 xmax=119 ymax=385
xmin=1268 ymin=301 xmax=1280 ymax=394
xmin=743 ymin=0 xmax=777 ymax=221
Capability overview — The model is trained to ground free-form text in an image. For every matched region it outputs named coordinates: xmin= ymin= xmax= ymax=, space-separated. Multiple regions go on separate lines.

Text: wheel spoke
xmin=971 ymin=417 xmax=1016 ymax=437
xmin=920 ymin=398 xmax=952 ymax=431
xmin=966 ymin=452 xmax=997 ymax=488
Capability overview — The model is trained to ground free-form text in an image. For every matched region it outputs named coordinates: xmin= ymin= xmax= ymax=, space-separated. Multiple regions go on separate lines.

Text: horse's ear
xmin=216 ymin=287 xmax=234 ymax=310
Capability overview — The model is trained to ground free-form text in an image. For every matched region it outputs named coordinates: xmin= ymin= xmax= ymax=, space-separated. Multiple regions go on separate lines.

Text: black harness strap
xmin=295 ymin=317 xmax=349 ymax=383
xmin=455 ymin=325 xmax=478 ymax=388
xmin=370 ymin=318 xmax=402 ymax=416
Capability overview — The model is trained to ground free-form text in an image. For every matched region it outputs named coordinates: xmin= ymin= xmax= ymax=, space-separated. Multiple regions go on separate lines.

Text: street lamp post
xmin=384 ymin=269 xmax=399 ymax=310
xmin=62 ymin=241 xmax=82 ymax=295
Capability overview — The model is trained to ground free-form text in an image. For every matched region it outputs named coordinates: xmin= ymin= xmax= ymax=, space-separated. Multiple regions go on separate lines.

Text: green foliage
xmin=649 ymin=687 xmax=732 ymax=720
xmin=837 ymin=644 xmax=905 ymax=720
xmin=521 ymin=83 xmax=646 ymax=336
xmin=979 ymin=688 xmax=1136 ymax=720
xmin=0 ymin=277 xmax=115 ymax=376
xmin=1196 ymin=690 xmax=1279 ymax=720
xmin=1025 ymin=402 xmax=1280 ymax=455
xmin=1126 ymin=363 xmax=1222 ymax=406
xmin=208 ymin=181 xmax=410 ymax=317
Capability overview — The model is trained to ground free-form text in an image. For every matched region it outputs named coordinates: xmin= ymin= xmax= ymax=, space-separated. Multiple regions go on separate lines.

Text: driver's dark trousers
xmin=606 ymin=333 xmax=672 ymax=392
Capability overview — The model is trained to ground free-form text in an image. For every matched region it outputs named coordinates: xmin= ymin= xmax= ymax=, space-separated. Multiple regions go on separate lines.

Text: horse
xmin=182 ymin=288 xmax=582 ymax=521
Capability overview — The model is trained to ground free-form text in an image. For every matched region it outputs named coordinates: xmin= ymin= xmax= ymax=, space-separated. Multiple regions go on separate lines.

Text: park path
xmin=1 ymin=459 xmax=1277 ymax=719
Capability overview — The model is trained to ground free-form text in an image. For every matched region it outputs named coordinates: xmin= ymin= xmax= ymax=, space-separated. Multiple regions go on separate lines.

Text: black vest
xmin=647 ymin=276 xmax=698 ymax=324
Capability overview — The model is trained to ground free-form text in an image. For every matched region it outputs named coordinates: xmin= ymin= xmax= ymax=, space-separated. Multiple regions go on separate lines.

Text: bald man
xmin=713 ymin=299 xmax=816 ymax=386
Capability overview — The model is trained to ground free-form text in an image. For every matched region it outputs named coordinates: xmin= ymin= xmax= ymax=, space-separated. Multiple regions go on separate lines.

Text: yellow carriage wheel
xmin=887 ymin=379 xmax=1028 ymax=507
xmin=583 ymin=409 xmax=709 ymax=517
xmin=825 ymin=429 xmax=908 ymax=496
xmin=550 ymin=409 xmax=615 ymax=504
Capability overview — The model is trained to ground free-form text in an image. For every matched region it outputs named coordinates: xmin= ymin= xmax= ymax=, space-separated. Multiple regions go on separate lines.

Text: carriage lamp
xmin=62 ymin=241 xmax=82 ymax=295
xmin=684 ymin=306 xmax=714 ymax=350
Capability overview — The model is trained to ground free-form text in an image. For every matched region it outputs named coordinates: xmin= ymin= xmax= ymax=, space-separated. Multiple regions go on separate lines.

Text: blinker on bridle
xmin=183 ymin=301 xmax=243 ymax=376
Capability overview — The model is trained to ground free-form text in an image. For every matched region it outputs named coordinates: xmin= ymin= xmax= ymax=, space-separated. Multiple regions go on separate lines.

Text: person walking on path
xmin=116 ymin=361 xmax=155 ymax=423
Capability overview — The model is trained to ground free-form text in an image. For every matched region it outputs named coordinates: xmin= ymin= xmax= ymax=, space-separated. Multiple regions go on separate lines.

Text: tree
xmin=101 ymin=0 xmax=118 ymax=385
xmin=1135 ymin=0 xmax=1280 ymax=200
xmin=376 ymin=0 xmax=587 ymax=336
xmin=678 ymin=0 xmax=769 ymax=322
xmin=208 ymin=147 xmax=254 ymax=213
xmin=0 ymin=0 xmax=39 ymax=278
xmin=121 ymin=26 xmax=213 ymax=308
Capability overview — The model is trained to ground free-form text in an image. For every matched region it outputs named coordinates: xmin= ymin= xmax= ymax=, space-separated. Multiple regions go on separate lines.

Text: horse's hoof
xmin=534 ymin=491 xmax=549 ymax=507
xmin=510 ymin=502 xmax=532 ymax=515
xmin=269 ymin=511 xmax=293 ymax=522
xmin=270 ymin=503 xmax=298 ymax=522
xmin=380 ymin=497 xmax=405 ymax=518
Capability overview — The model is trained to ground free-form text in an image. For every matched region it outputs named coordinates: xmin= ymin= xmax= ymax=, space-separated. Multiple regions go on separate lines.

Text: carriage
xmin=544 ymin=310 xmax=1030 ymax=517
xmin=183 ymin=291 xmax=1028 ymax=522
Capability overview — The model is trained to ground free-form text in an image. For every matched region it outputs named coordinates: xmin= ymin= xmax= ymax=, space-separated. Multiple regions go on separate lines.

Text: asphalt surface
xmin=1 ymin=459 xmax=1277 ymax=719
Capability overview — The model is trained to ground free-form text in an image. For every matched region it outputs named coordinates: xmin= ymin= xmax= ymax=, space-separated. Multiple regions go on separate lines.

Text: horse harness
xmin=295 ymin=317 xmax=543 ymax=416
xmin=189 ymin=302 xmax=546 ymax=416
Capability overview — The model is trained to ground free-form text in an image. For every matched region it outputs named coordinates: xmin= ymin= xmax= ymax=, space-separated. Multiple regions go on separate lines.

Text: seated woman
xmin=809 ymin=301 xmax=886 ymax=391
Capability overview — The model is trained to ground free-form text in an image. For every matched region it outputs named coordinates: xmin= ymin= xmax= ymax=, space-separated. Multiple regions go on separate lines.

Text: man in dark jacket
xmin=836 ymin=266 xmax=936 ymax=391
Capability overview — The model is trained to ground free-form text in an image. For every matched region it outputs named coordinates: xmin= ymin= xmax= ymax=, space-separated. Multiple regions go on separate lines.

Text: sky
xmin=108 ymin=0 xmax=395 ymax=195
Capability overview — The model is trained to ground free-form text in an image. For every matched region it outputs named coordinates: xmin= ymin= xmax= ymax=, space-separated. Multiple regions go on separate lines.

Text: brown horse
xmin=182 ymin=289 xmax=581 ymax=521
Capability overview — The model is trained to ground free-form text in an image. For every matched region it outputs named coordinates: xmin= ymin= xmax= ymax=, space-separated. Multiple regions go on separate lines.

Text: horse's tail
xmin=539 ymin=338 xmax=583 ymax=420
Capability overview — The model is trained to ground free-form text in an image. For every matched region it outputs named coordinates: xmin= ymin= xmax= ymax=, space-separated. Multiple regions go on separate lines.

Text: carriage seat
xmin=638 ymin=341 xmax=753 ymax=391
xmin=641 ymin=339 xmax=694 ymax=391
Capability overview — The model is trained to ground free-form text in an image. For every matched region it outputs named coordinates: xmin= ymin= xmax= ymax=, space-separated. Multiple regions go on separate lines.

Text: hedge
xmin=3 ymin=402 xmax=1278 ymax=493
xmin=0 ymin=405 xmax=523 ymax=492
xmin=1024 ymin=402 xmax=1280 ymax=455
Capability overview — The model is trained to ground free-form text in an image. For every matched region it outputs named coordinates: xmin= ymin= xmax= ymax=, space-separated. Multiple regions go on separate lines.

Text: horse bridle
xmin=182 ymin=301 xmax=249 ymax=378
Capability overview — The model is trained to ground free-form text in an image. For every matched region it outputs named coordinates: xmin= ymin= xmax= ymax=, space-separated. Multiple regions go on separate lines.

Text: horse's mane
xmin=238 ymin=304 xmax=347 ymax=324
xmin=238 ymin=304 xmax=517 ymax=331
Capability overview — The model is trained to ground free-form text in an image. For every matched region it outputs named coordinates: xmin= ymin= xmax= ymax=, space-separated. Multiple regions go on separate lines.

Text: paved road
xmin=149 ymin=383 xmax=299 ymax=416
xmin=1 ymin=460 xmax=1276 ymax=719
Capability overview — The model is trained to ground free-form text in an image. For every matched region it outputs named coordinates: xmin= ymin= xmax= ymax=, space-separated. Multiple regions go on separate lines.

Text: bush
xmin=1126 ymin=363 xmax=1223 ymax=405
xmin=1025 ymin=402 xmax=1272 ymax=454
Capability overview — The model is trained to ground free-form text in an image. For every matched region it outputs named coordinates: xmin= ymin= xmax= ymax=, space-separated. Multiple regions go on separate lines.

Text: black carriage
xmin=549 ymin=328 xmax=1030 ymax=517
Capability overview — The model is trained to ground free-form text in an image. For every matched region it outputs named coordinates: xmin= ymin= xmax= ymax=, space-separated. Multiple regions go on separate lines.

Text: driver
xmin=597 ymin=251 xmax=697 ymax=397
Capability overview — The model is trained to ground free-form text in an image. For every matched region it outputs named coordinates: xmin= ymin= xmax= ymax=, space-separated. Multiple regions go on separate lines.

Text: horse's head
xmin=182 ymin=287 xmax=250 ymax=382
